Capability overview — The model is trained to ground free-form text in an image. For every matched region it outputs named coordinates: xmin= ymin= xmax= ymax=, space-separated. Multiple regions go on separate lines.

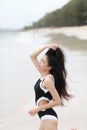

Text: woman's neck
xmin=40 ymin=72 xmax=50 ymax=78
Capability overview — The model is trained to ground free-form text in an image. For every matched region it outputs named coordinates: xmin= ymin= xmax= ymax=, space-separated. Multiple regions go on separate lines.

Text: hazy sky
xmin=0 ymin=0 xmax=70 ymax=29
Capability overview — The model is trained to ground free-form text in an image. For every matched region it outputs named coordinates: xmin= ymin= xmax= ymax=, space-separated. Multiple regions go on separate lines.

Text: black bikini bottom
xmin=38 ymin=108 xmax=58 ymax=120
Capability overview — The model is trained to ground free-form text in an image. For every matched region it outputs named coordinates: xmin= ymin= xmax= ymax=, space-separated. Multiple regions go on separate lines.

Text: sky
xmin=0 ymin=0 xmax=70 ymax=29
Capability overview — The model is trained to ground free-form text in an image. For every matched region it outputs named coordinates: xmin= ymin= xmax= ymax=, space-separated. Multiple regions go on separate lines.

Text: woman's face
xmin=38 ymin=55 xmax=51 ymax=72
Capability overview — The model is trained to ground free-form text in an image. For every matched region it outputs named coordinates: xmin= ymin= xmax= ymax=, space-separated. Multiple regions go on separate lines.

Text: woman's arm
xmin=29 ymin=46 xmax=46 ymax=72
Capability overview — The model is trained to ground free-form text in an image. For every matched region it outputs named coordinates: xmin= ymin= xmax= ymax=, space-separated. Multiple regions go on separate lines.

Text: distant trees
xmin=23 ymin=0 xmax=87 ymax=30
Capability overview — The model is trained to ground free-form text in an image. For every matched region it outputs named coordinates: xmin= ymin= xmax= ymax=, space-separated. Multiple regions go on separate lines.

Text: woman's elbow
xmin=29 ymin=54 xmax=35 ymax=60
xmin=29 ymin=54 xmax=33 ymax=58
xmin=55 ymin=98 xmax=61 ymax=106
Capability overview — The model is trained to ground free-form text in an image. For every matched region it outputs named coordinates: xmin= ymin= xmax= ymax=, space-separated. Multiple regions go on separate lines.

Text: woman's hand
xmin=45 ymin=43 xmax=58 ymax=50
xmin=28 ymin=107 xmax=39 ymax=116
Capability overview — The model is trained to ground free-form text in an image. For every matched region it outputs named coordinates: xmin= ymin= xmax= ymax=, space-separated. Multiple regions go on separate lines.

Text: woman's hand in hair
xmin=45 ymin=43 xmax=58 ymax=50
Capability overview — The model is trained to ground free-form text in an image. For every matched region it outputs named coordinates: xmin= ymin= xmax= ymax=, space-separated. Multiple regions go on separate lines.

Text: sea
xmin=0 ymin=30 xmax=87 ymax=130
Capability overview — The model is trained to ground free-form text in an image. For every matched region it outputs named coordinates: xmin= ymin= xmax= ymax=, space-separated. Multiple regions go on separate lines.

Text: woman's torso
xmin=34 ymin=74 xmax=54 ymax=107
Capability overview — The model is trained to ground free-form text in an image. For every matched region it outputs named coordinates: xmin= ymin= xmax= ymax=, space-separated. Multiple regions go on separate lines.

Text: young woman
xmin=29 ymin=44 xmax=71 ymax=130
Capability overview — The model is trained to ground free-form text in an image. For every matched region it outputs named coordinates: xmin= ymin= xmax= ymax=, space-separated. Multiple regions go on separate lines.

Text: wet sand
xmin=46 ymin=33 xmax=87 ymax=51
xmin=32 ymin=25 xmax=87 ymax=51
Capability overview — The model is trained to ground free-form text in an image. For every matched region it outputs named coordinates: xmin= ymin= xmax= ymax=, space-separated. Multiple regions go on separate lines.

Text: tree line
xmin=23 ymin=0 xmax=87 ymax=30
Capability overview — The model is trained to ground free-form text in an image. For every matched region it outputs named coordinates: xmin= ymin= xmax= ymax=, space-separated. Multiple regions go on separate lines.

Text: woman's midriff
xmin=38 ymin=99 xmax=49 ymax=106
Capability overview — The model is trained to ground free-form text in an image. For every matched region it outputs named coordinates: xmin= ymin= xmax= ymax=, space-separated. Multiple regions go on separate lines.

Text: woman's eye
xmin=42 ymin=60 xmax=45 ymax=63
xmin=41 ymin=59 xmax=44 ymax=63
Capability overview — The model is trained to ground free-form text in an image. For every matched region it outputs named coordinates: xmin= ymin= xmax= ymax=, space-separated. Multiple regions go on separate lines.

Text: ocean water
xmin=0 ymin=30 xmax=87 ymax=130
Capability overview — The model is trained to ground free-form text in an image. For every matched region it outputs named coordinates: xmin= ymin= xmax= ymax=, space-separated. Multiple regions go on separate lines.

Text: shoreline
xmin=30 ymin=25 xmax=87 ymax=40
xmin=29 ymin=26 xmax=87 ymax=51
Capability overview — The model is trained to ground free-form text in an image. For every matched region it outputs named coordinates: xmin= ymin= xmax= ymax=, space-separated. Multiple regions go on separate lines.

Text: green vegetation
xmin=23 ymin=0 xmax=87 ymax=30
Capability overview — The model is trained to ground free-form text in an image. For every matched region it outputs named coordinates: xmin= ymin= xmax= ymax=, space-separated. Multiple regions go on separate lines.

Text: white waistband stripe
xmin=41 ymin=115 xmax=58 ymax=121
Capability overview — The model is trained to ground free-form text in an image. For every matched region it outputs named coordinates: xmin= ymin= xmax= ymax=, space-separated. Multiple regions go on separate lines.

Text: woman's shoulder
xmin=45 ymin=74 xmax=54 ymax=81
xmin=42 ymin=74 xmax=55 ymax=91
xmin=43 ymin=74 xmax=55 ymax=85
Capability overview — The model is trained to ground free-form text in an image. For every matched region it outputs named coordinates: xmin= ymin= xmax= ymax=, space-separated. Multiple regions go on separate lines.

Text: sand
xmin=31 ymin=25 xmax=87 ymax=40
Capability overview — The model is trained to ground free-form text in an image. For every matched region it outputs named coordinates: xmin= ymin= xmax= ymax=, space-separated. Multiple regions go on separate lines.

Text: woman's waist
xmin=36 ymin=96 xmax=50 ymax=106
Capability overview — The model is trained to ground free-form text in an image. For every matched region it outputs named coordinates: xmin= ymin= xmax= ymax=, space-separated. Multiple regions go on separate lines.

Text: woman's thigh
xmin=39 ymin=121 xmax=44 ymax=130
xmin=44 ymin=119 xmax=58 ymax=130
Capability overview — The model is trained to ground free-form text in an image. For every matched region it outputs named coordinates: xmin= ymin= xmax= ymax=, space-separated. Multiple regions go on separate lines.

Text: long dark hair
xmin=46 ymin=47 xmax=72 ymax=105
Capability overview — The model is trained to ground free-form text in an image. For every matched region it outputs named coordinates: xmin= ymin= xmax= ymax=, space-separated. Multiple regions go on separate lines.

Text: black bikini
xmin=34 ymin=75 xmax=58 ymax=120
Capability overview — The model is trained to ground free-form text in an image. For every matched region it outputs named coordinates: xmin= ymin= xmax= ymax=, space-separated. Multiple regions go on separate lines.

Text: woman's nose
xmin=39 ymin=61 xmax=41 ymax=64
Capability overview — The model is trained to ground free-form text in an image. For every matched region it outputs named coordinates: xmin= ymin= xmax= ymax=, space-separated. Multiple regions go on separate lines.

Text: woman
xmin=29 ymin=44 xmax=71 ymax=130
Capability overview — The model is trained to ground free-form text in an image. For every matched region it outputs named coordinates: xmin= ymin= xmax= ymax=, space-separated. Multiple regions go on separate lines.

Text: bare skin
xmin=28 ymin=44 xmax=61 ymax=130
xmin=39 ymin=119 xmax=58 ymax=130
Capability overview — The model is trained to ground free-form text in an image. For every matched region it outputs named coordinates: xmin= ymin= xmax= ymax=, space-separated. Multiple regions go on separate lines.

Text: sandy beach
xmin=32 ymin=25 xmax=87 ymax=40
xmin=0 ymin=26 xmax=87 ymax=130
xmin=31 ymin=26 xmax=87 ymax=51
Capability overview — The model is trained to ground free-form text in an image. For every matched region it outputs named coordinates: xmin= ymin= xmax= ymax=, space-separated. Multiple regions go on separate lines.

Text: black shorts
xmin=38 ymin=108 xmax=58 ymax=121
